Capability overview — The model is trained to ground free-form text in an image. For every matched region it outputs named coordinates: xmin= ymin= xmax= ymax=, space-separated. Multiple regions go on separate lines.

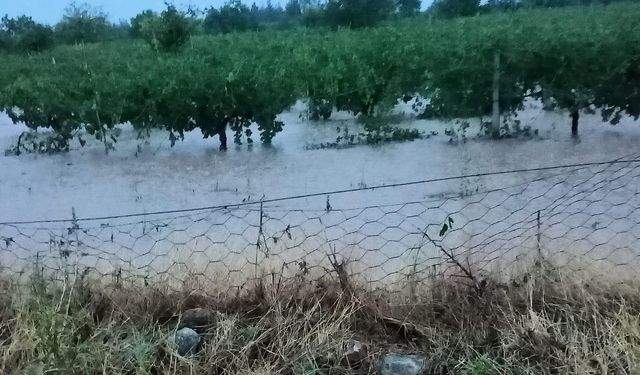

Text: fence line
xmin=1 ymin=155 xmax=640 ymax=292
xmin=1 ymin=157 xmax=639 ymax=226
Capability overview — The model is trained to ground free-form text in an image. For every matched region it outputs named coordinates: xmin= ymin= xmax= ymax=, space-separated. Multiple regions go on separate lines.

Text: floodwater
xmin=1 ymin=101 xmax=639 ymax=221
xmin=1 ymin=101 xmax=639 ymax=287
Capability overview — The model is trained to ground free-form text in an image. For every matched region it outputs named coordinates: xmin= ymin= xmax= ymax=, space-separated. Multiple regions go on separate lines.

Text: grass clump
xmin=1 ymin=262 xmax=640 ymax=374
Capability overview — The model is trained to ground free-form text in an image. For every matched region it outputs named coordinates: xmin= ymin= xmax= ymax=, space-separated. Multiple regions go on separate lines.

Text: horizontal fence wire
xmin=1 ymin=155 xmax=640 ymax=293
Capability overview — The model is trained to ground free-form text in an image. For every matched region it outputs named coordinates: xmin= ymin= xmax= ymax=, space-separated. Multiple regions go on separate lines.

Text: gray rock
xmin=174 ymin=327 xmax=201 ymax=356
xmin=345 ymin=339 xmax=363 ymax=355
xmin=380 ymin=354 xmax=426 ymax=375
xmin=344 ymin=340 xmax=368 ymax=368
xmin=180 ymin=308 xmax=215 ymax=331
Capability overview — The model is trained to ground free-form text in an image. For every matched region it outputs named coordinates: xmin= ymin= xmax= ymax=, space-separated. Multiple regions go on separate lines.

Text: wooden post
xmin=491 ymin=51 xmax=501 ymax=139
xmin=571 ymin=110 xmax=579 ymax=137
xmin=536 ymin=210 xmax=541 ymax=259
xmin=254 ymin=201 xmax=264 ymax=279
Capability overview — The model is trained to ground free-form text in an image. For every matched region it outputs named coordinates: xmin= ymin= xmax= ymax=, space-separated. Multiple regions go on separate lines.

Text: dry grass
xmin=1 ymin=262 xmax=640 ymax=375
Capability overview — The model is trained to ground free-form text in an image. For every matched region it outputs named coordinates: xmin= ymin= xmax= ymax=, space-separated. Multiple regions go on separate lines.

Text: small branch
xmin=327 ymin=247 xmax=352 ymax=296
xmin=422 ymin=229 xmax=480 ymax=291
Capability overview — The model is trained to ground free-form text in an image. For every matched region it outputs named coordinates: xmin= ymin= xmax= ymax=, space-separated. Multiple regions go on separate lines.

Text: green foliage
xmin=1 ymin=3 xmax=639 ymax=152
xmin=307 ymin=117 xmax=423 ymax=150
xmin=54 ymin=3 xmax=113 ymax=44
xmin=429 ymin=0 xmax=480 ymax=17
xmin=110 ymin=21 xmax=132 ymax=40
xmin=203 ymin=1 xmax=259 ymax=34
xmin=251 ymin=0 xmax=288 ymax=25
xmin=140 ymin=6 xmax=193 ymax=52
xmin=18 ymin=271 xmax=163 ymax=374
xmin=463 ymin=355 xmax=501 ymax=375
xmin=514 ymin=5 xmax=640 ymax=127
xmin=130 ymin=10 xmax=156 ymax=38
xmin=4 ymin=131 xmax=74 ymax=156
xmin=397 ymin=0 xmax=422 ymax=16
xmin=0 ymin=15 xmax=54 ymax=53
xmin=0 ymin=30 xmax=300 ymax=152
xmin=597 ymin=56 xmax=640 ymax=123
xmin=518 ymin=0 xmax=630 ymax=8
xmin=286 ymin=0 xmax=304 ymax=17
xmin=309 ymin=98 xmax=333 ymax=120
xmin=322 ymin=0 xmax=396 ymax=28
xmin=440 ymin=216 xmax=454 ymax=237
xmin=484 ymin=0 xmax=519 ymax=11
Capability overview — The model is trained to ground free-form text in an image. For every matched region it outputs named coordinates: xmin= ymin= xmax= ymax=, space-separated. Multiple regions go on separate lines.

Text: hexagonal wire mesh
xmin=1 ymin=156 xmax=640 ymax=293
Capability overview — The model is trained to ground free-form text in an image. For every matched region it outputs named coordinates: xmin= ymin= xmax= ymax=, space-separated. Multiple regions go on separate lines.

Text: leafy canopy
xmin=0 ymin=15 xmax=54 ymax=53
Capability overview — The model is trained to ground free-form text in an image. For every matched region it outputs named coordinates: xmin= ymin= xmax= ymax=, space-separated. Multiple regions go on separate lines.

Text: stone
xmin=174 ymin=327 xmax=201 ymax=356
xmin=344 ymin=340 xmax=368 ymax=368
xmin=179 ymin=308 xmax=215 ymax=332
xmin=380 ymin=354 xmax=426 ymax=375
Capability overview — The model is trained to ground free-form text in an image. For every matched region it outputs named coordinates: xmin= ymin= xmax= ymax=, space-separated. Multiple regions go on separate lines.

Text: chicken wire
xmin=1 ymin=156 xmax=639 ymax=292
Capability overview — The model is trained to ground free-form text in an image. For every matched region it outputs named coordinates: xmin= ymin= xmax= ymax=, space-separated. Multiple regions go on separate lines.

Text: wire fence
xmin=1 ymin=155 xmax=640 ymax=292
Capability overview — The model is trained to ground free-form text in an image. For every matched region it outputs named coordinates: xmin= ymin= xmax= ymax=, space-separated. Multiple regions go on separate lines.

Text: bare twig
xmin=422 ymin=229 xmax=480 ymax=291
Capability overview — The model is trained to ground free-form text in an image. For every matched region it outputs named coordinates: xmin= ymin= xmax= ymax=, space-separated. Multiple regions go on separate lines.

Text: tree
xmin=521 ymin=0 xmax=579 ymax=7
xmin=251 ymin=3 xmax=260 ymax=16
xmin=429 ymin=0 xmax=480 ymax=17
xmin=131 ymin=10 xmax=156 ymax=38
xmin=203 ymin=1 xmax=259 ymax=34
xmin=322 ymin=0 xmax=396 ymax=28
xmin=396 ymin=0 xmax=421 ymax=17
xmin=109 ymin=20 xmax=131 ymax=40
xmin=0 ymin=15 xmax=54 ymax=53
xmin=285 ymin=0 xmax=303 ymax=17
xmin=55 ymin=3 xmax=113 ymax=44
xmin=140 ymin=6 xmax=193 ymax=52
xmin=597 ymin=58 xmax=640 ymax=127
xmin=269 ymin=2 xmax=286 ymax=23
xmin=255 ymin=1 xmax=286 ymax=24
xmin=484 ymin=0 xmax=519 ymax=10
